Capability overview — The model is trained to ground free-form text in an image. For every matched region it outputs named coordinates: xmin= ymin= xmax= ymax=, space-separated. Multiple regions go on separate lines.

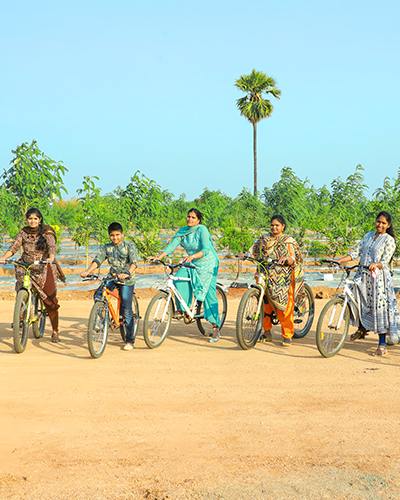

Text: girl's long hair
xmin=25 ymin=207 xmax=49 ymax=251
xmin=376 ymin=211 xmax=395 ymax=239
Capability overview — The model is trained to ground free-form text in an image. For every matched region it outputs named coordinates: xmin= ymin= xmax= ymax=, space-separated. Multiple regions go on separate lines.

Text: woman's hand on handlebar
xmin=369 ymin=262 xmax=382 ymax=273
xmin=277 ymin=256 xmax=294 ymax=266
xmin=182 ymin=255 xmax=194 ymax=264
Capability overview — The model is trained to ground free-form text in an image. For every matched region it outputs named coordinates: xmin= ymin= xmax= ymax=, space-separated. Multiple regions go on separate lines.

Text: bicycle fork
xmin=328 ymin=295 xmax=348 ymax=330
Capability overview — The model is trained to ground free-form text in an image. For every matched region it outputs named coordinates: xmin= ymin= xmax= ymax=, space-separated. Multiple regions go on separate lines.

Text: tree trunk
xmin=253 ymin=122 xmax=257 ymax=195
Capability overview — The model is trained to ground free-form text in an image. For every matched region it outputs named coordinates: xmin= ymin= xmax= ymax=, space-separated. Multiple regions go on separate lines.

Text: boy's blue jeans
xmin=94 ymin=280 xmax=136 ymax=343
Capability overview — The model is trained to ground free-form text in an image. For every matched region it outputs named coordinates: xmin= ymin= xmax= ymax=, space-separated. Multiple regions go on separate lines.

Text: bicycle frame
xmin=151 ymin=260 xmax=200 ymax=324
xmin=239 ymin=256 xmax=275 ymax=323
xmin=8 ymin=260 xmax=44 ymax=326
xmin=327 ymin=276 xmax=360 ymax=330
xmin=101 ymin=286 xmax=122 ymax=327
xmin=158 ymin=273 xmax=197 ymax=320
xmin=321 ymin=259 xmax=368 ymax=331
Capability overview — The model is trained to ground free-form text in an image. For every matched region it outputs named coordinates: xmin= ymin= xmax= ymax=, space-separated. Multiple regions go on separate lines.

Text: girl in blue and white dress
xmin=338 ymin=211 xmax=399 ymax=356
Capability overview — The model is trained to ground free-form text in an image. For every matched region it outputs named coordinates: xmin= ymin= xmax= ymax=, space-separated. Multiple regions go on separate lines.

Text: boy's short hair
xmin=108 ymin=222 xmax=123 ymax=234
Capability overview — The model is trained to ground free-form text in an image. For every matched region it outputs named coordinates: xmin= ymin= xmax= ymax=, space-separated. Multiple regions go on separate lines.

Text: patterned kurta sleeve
xmin=127 ymin=241 xmax=140 ymax=264
xmin=93 ymin=245 xmax=107 ymax=266
xmin=380 ymin=235 xmax=396 ymax=271
xmin=163 ymin=233 xmax=182 ymax=256
xmin=286 ymin=241 xmax=296 ymax=263
xmin=7 ymin=231 xmax=23 ymax=255
xmin=44 ymin=233 xmax=57 ymax=256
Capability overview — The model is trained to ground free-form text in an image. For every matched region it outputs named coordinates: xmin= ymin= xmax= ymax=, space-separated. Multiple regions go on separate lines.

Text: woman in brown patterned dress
xmin=0 ymin=208 xmax=62 ymax=342
xmin=251 ymin=214 xmax=304 ymax=346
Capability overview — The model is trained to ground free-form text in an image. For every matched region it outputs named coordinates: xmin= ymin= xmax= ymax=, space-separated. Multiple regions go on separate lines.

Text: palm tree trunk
xmin=253 ymin=122 xmax=257 ymax=195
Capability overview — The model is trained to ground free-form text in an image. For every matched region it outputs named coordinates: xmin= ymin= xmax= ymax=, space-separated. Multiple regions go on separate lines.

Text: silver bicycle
xmin=143 ymin=260 xmax=227 ymax=348
xmin=316 ymin=259 xmax=369 ymax=358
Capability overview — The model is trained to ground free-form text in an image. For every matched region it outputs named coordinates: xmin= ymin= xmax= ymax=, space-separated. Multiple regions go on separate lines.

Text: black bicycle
xmin=235 ymin=255 xmax=315 ymax=350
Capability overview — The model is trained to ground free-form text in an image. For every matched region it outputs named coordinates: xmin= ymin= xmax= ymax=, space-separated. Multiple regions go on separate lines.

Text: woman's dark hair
xmin=270 ymin=214 xmax=287 ymax=231
xmin=376 ymin=211 xmax=395 ymax=239
xmin=25 ymin=207 xmax=48 ymax=251
xmin=187 ymin=208 xmax=203 ymax=223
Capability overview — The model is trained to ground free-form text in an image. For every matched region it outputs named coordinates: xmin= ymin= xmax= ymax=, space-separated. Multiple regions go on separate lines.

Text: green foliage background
xmin=1 ymin=141 xmax=399 ymax=259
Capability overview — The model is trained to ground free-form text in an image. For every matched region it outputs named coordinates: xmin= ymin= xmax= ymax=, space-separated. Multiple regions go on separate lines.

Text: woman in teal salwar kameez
xmin=156 ymin=208 xmax=221 ymax=342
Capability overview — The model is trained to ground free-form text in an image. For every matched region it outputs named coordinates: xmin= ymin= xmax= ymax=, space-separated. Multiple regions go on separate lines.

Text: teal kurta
xmin=163 ymin=224 xmax=221 ymax=327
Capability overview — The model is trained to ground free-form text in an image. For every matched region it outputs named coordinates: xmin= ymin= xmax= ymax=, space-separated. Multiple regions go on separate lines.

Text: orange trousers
xmin=263 ymin=278 xmax=295 ymax=339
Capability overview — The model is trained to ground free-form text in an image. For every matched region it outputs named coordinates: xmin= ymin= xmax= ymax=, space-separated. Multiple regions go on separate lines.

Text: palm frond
xmin=235 ymin=69 xmax=280 ymax=123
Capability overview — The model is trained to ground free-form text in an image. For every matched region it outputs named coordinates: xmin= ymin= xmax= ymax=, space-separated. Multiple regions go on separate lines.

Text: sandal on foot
xmin=51 ymin=332 xmax=60 ymax=343
xmin=209 ymin=327 xmax=220 ymax=343
xmin=371 ymin=346 xmax=387 ymax=356
xmin=259 ymin=331 xmax=272 ymax=342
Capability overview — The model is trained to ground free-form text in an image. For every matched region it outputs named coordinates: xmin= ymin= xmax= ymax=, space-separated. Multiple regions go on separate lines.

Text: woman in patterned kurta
xmin=251 ymin=215 xmax=304 ymax=346
xmin=338 ymin=211 xmax=399 ymax=356
xmin=156 ymin=208 xmax=221 ymax=342
xmin=0 ymin=208 xmax=63 ymax=343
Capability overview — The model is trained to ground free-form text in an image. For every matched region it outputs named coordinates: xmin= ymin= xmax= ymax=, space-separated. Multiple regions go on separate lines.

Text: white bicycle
xmin=143 ymin=260 xmax=227 ymax=348
xmin=316 ymin=259 xmax=369 ymax=358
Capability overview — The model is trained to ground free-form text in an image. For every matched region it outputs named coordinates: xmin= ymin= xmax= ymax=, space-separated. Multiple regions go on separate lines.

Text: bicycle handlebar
xmin=2 ymin=259 xmax=50 ymax=268
xmin=320 ymin=259 xmax=370 ymax=272
xmin=149 ymin=259 xmax=197 ymax=270
xmin=236 ymin=254 xmax=280 ymax=266
xmin=81 ymin=274 xmax=100 ymax=282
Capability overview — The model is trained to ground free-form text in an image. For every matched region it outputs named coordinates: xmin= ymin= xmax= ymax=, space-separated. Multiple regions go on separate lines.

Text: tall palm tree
xmin=235 ymin=70 xmax=281 ymax=195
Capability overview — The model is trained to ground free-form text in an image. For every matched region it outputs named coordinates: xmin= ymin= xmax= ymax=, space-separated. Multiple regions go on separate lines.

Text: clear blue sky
xmin=1 ymin=0 xmax=399 ymax=199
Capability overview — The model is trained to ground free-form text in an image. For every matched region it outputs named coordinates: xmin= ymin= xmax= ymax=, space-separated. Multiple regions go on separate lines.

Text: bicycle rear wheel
xmin=143 ymin=291 xmax=172 ymax=348
xmin=32 ymin=294 xmax=46 ymax=339
xmin=316 ymin=296 xmax=350 ymax=358
xmin=293 ymin=283 xmax=315 ymax=338
xmin=236 ymin=288 xmax=263 ymax=350
xmin=13 ymin=289 xmax=30 ymax=353
xmin=196 ymin=285 xmax=228 ymax=336
xmin=87 ymin=301 xmax=109 ymax=358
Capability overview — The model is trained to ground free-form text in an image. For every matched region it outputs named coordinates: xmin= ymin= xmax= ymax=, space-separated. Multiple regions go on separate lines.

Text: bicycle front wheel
xmin=236 ymin=288 xmax=263 ymax=350
xmin=316 ymin=296 xmax=350 ymax=358
xmin=143 ymin=291 xmax=172 ymax=348
xmin=196 ymin=285 xmax=228 ymax=336
xmin=293 ymin=283 xmax=315 ymax=339
xmin=32 ymin=295 xmax=46 ymax=339
xmin=87 ymin=301 xmax=109 ymax=359
xmin=13 ymin=289 xmax=30 ymax=353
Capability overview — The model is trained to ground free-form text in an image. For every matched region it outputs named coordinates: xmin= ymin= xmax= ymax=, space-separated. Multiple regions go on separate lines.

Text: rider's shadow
xmin=252 ymin=327 xmax=322 ymax=359
xmin=0 ymin=322 xmax=16 ymax=354
xmin=167 ymin=319 xmax=246 ymax=351
xmin=331 ymin=336 xmax=400 ymax=367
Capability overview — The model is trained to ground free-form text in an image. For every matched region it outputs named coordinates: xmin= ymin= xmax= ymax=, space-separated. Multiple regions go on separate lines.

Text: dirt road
xmin=1 ymin=296 xmax=399 ymax=499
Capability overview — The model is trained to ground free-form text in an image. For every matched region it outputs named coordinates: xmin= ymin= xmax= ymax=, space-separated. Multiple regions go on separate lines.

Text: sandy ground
xmin=1 ymin=294 xmax=400 ymax=500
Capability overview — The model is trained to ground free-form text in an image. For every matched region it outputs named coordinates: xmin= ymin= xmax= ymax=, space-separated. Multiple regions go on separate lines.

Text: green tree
xmin=121 ymin=171 xmax=172 ymax=231
xmin=235 ymin=69 xmax=281 ymax=194
xmin=1 ymin=140 xmax=68 ymax=217
xmin=373 ymin=169 xmax=400 ymax=256
xmin=317 ymin=165 xmax=369 ymax=256
xmin=72 ymin=176 xmax=105 ymax=265
xmin=194 ymin=189 xmax=231 ymax=229
xmin=0 ymin=186 xmax=19 ymax=238
xmin=228 ymin=188 xmax=267 ymax=229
